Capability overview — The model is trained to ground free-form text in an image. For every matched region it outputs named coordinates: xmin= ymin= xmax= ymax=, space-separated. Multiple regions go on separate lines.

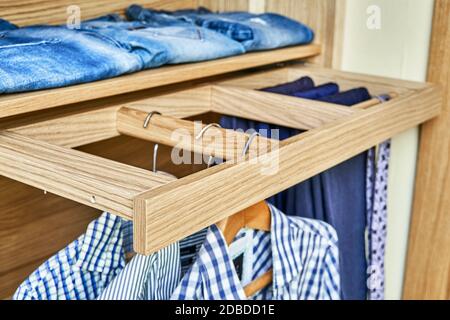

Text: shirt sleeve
xmin=320 ymin=245 xmax=341 ymax=300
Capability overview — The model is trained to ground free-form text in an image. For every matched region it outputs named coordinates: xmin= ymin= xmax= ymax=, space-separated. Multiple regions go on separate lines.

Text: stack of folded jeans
xmin=0 ymin=6 xmax=314 ymax=94
xmin=81 ymin=14 xmax=246 ymax=65
xmin=0 ymin=25 xmax=146 ymax=94
xmin=126 ymin=5 xmax=315 ymax=52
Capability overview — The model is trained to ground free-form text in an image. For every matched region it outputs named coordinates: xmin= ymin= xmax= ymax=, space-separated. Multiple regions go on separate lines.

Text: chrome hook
xmin=242 ymin=132 xmax=261 ymax=158
xmin=152 ymin=143 xmax=159 ymax=174
xmin=195 ymin=123 xmax=222 ymax=140
xmin=195 ymin=123 xmax=222 ymax=168
xmin=143 ymin=111 xmax=162 ymax=129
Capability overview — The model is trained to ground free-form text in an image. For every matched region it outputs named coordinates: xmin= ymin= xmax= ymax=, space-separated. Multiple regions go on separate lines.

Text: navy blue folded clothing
xmin=261 ymin=76 xmax=315 ymax=95
xmin=318 ymin=87 xmax=371 ymax=106
xmin=292 ymin=82 xmax=339 ymax=99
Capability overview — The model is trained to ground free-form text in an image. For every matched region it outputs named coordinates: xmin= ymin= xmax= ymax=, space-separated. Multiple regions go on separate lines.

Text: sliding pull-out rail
xmin=1 ymin=66 xmax=442 ymax=255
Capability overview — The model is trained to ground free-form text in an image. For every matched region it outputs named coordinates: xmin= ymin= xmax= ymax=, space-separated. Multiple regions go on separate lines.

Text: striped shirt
xmin=171 ymin=204 xmax=341 ymax=300
xmin=14 ymin=213 xmax=179 ymax=300
xmin=14 ymin=213 xmax=130 ymax=300
xmin=98 ymin=243 xmax=180 ymax=300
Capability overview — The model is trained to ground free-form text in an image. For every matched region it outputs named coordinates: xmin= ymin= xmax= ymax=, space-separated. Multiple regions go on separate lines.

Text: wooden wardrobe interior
xmin=0 ymin=0 xmax=448 ymax=300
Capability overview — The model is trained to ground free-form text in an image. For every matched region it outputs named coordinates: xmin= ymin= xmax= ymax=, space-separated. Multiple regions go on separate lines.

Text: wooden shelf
xmin=0 ymin=45 xmax=320 ymax=119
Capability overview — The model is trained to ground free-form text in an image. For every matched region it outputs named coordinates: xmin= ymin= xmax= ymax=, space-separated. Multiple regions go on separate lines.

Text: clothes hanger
xmin=217 ymin=132 xmax=273 ymax=298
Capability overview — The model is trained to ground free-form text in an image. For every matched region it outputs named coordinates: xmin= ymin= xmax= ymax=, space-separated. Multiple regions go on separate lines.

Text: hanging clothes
xmin=219 ymin=82 xmax=372 ymax=300
xmin=171 ymin=204 xmax=340 ymax=300
xmin=366 ymin=95 xmax=392 ymax=300
xmin=14 ymin=213 xmax=180 ymax=300
xmin=14 ymin=213 xmax=132 ymax=300
xmin=97 ymin=243 xmax=180 ymax=300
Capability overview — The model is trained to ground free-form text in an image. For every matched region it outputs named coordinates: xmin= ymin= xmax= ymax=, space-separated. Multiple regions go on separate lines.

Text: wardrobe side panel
xmin=404 ymin=0 xmax=450 ymax=300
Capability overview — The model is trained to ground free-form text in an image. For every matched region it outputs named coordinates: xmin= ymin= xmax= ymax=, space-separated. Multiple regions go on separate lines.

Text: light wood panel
xmin=0 ymin=45 xmax=320 ymax=119
xmin=265 ymin=0 xmax=338 ymax=67
xmin=0 ymin=131 xmax=174 ymax=219
xmin=7 ymin=85 xmax=212 ymax=148
xmin=1 ymin=0 xmax=196 ymax=26
xmin=117 ymin=107 xmax=276 ymax=160
xmin=211 ymin=85 xmax=356 ymax=130
xmin=134 ymin=85 xmax=441 ymax=254
xmin=198 ymin=0 xmax=249 ymax=11
xmin=404 ymin=0 xmax=450 ymax=300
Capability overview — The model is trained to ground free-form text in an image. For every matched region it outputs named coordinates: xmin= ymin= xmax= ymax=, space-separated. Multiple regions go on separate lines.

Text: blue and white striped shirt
xmin=171 ymin=204 xmax=341 ymax=300
xmin=14 ymin=212 xmax=180 ymax=300
xmin=97 ymin=243 xmax=180 ymax=300
xmin=14 ymin=213 xmax=131 ymax=300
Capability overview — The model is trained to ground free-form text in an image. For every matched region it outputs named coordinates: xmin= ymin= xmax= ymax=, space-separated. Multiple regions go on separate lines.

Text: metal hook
xmin=374 ymin=94 xmax=390 ymax=103
xmin=206 ymin=155 xmax=215 ymax=168
xmin=242 ymin=132 xmax=261 ymax=158
xmin=195 ymin=123 xmax=222 ymax=168
xmin=152 ymin=144 xmax=159 ymax=173
xmin=195 ymin=123 xmax=222 ymax=140
xmin=143 ymin=111 xmax=162 ymax=129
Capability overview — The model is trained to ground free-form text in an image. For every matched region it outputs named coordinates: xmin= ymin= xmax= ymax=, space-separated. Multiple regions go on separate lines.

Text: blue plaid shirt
xmin=14 ymin=213 xmax=179 ymax=300
xmin=171 ymin=204 xmax=341 ymax=300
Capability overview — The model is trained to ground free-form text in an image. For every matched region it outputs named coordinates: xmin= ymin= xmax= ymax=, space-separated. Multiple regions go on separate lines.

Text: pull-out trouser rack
xmin=0 ymin=65 xmax=441 ymax=255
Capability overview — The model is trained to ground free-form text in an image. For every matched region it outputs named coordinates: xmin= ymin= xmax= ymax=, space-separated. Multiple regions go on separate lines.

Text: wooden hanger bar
xmin=0 ymin=131 xmax=174 ymax=219
xmin=352 ymin=93 xmax=399 ymax=110
xmin=0 ymin=45 xmax=321 ymax=119
xmin=210 ymin=85 xmax=356 ymax=130
xmin=134 ymin=85 xmax=441 ymax=254
xmin=117 ymin=107 xmax=276 ymax=161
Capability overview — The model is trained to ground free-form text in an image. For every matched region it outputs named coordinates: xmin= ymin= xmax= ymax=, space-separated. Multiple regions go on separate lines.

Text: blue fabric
xmin=172 ymin=204 xmax=340 ymax=300
xmin=126 ymin=5 xmax=315 ymax=51
xmin=262 ymin=76 xmax=315 ymax=95
xmin=292 ymin=82 xmax=339 ymax=99
xmin=82 ymin=16 xmax=245 ymax=65
xmin=13 ymin=213 xmax=133 ymax=300
xmin=97 ymin=243 xmax=181 ymax=300
xmin=318 ymin=87 xmax=371 ymax=106
xmin=219 ymin=85 xmax=372 ymax=300
xmin=0 ymin=18 xmax=17 ymax=31
xmin=0 ymin=25 xmax=146 ymax=94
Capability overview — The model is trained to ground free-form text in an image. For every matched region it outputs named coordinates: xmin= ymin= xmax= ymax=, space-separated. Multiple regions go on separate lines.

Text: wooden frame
xmin=2 ymin=65 xmax=441 ymax=255
xmin=0 ymin=0 xmax=447 ymax=299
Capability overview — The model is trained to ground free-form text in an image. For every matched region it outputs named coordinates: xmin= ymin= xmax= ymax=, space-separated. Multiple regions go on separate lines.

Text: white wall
xmin=340 ymin=0 xmax=434 ymax=299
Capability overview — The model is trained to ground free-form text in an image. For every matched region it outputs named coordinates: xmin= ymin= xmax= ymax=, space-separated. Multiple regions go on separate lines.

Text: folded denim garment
xmin=126 ymin=5 xmax=314 ymax=51
xmin=0 ymin=18 xmax=17 ymax=31
xmin=0 ymin=26 xmax=148 ymax=94
xmin=82 ymin=16 xmax=245 ymax=64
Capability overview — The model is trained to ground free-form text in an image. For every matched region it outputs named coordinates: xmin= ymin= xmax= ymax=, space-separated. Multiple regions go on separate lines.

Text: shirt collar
xmin=186 ymin=204 xmax=321 ymax=298
xmin=73 ymin=212 xmax=132 ymax=274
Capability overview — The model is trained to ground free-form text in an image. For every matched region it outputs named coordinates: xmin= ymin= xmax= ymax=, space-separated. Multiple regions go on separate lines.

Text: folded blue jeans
xmin=82 ymin=15 xmax=245 ymax=65
xmin=126 ymin=5 xmax=315 ymax=51
xmin=0 ymin=26 xmax=146 ymax=94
